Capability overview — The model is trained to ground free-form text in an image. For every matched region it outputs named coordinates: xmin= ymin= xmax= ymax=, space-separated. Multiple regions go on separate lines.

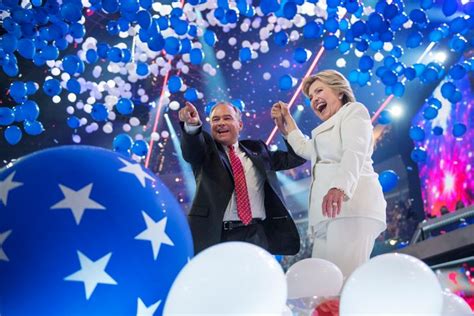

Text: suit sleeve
xmin=179 ymin=122 xmax=208 ymax=167
xmin=286 ymin=129 xmax=315 ymax=161
xmin=266 ymin=139 xmax=307 ymax=171
xmin=330 ymin=104 xmax=372 ymax=199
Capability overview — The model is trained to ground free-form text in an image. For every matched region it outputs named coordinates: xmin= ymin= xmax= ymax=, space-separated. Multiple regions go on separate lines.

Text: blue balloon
xmin=359 ymin=55 xmax=374 ymax=72
xmin=107 ymin=47 xmax=123 ymax=62
xmin=404 ymin=67 xmax=417 ymax=80
xmin=171 ymin=18 xmax=189 ymax=35
xmin=351 ymin=20 xmax=367 ymax=37
xmin=69 ymin=22 xmax=85 ymax=39
xmin=136 ymin=62 xmax=149 ymax=76
xmin=23 ymin=119 xmax=44 ymax=135
xmin=22 ymin=100 xmax=40 ymax=121
xmin=449 ymin=64 xmax=466 ymax=80
xmin=116 ymin=98 xmax=134 ymax=115
xmin=43 ymin=78 xmax=62 ymax=97
xmin=338 ymin=41 xmax=351 ymax=54
xmin=147 ymin=34 xmax=165 ymax=52
xmin=0 ymin=146 xmax=193 ymax=315
xmin=67 ymin=116 xmax=80 ymax=129
xmin=409 ymin=8 xmax=428 ymax=25
xmin=97 ymin=43 xmax=110 ymax=59
xmin=392 ymin=82 xmax=405 ymax=97
xmin=449 ymin=16 xmax=468 ymax=34
xmin=86 ymin=49 xmax=98 ymax=64
xmin=164 ymin=37 xmax=181 ymax=55
xmin=62 ymin=55 xmax=82 ymax=75
xmin=411 ymin=147 xmax=427 ymax=163
xmin=357 ymin=71 xmax=371 ymax=86
xmin=273 ymin=31 xmax=289 ymax=47
xmin=38 ymin=45 xmax=59 ymax=60
xmin=184 ymin=88 xmax=198 ymax=102
xmin=204 ymin=101 xmax=217 ymax=116
xmin=113 ymin=133 xmax=133 ymax=154
xmin=428 ymin=28 xmax=444 ymax=42
xmin=406 ymin=31 xmax=423 ymax=48
xmin=132 ymin=140 xmax=149 ymax=157
xmin=26 ymin=81 xmax=39 ymax=95
xmin=427 ymin=97 xmax=442 ymax=109
xmin=293 ymin=48 xmax=310 ymax=64
xmin=0 ymin=107 xmax=15 ymax=126
xmin=381 ymin=70 xmax=397 ymax=86
xmin=1 ymin=34 xmax=18 ymax=54
xmin=225 ymin=9 xmax=238 ymax=23
xmin=4 ymin=125 xmax=22 ymax=145
xmin=106 ymin=20 xmax=120 ymax=36
xmin=279 ymin=74 xmax=296 ymax=91
xmin=303 ymin=21 xmax=322 ymax=39
xmin=203 ymin=30 xmax=217 ymax=47
xmin=283 ymin=2 xmax=297 ymax=19
xmin=168 ymin=76 xmax=183 ymax=94
xmin=17 ymin=38 xmax=35 ymax=59
xmin=121 ymin=48 xmax=132 ymax=63
xmin=91 ymin=103 xmax=109 ymax=122
xmin=323 ymin=35 xmax=339 ymax=50
xmin=239 ymin=47 xmax=252 ymax=62
xmin=67 ymin=78 xmax=81 ymax=94
xmin=409 ymin=126 xmax=425 ymax=141
xmin=432 ymin=126 xmax=443 ymax=136
xmin=378 ymin=170 xmax=399 ymax=193
xmin=60 ymin=2 xmax=82 ymax=22
xmin=449 ymin=35 xmax=467 ymax=52
xmin=423 ymin=105 xmax=438 ymax=120
xmin=452 ymin=123 xmax=467 ymax=137
xmin=442 ymin=0 xmax=457 ymax=17
xmin=190 ymin=48 xmax=204 ymax=65
xmin=231 ymin=99 xmax=245 ymax=112
xmin=324 ymin=17 xmax=339 ymax=33
xmin=441 ymin=82 xmax=456 ymax=99
xmin=136 ymin=10 xmax=152 ymax=30
xmin=12 ymin=105 xmax=25 ymax=122
xmin=377 ymin=110 xmax=392 ymax=125
xmin=9 ymin=81 xmax=27 ymax=103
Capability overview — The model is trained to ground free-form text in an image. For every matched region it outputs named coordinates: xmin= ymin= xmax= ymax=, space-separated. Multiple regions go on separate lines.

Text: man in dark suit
xmin=179 ymin=101 xmax=305 ymax=255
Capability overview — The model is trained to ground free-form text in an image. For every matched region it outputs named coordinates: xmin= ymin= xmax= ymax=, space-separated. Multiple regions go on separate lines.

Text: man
xmin=178 ymin=101 xmax=306 ymax=255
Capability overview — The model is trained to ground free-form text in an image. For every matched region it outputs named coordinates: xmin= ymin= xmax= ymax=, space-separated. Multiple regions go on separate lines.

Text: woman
xmin=271 ymin=70 xmax=386 ymax=279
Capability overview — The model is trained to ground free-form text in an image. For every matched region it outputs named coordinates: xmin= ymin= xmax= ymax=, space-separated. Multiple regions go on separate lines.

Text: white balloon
xmin=169 ymin=101 xmax=180 ymax=111
xmin=340 ymin=253 xmax=443 ymax=316
xmin=442 ymin=291 xmax=473 ymax=315
xmin=163 ymin=242 xmax=287 ymax=316
xmin=286 ymin=258 xmax=343 ymax=299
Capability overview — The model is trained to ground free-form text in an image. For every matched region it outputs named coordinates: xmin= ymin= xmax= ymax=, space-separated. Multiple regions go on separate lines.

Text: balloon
xmin=286 ymin=258 xmax=343 ymax=299
xmin=283 ymin=2 xmax=297 ymax=19
xmin=409 ymin=126 xmax=425 ymax=141
xmin=85 ymin=49 xmax=98 ymax=64
xmin=381 ymin=70 xmax=397 ymax=86
xmin=442 ymin=0 xmax=457 ymax=17
xmin=0 ymin=146 xmax=193 ymax=315
xmin=293 ymin=48 xmax=311 ymax=64
xmin=452 ymin=123 xmax=467 ymax=138
xmin=378 ymin=170 xmax=399 ymax=192
xmin=0 ymin=107 xmax=15 ymax=126
xmin=377 ymin=110 xmax=392 ymax=125
xmin=66 ymin=116 xmax=80 ymax=129
xmin=168 ymin=75 xmax=183 ymax=94
xmin=91 ymin=103 xmax=109 ymax=122
xmin=411 ymin=147 xmax=427 ymax=163
xmin=60 ymin=2 xmax=82 ymax=22
xmin=323 ymin=35 xmax=339 ymax=50
xmin=449 ymin=64 xmax=466 ymax=80
xmin=239 ymin=47 xmax=252 ymax=62
xmin=147 ymin=34 xmax=165 ymax=52
xmin=359 ymin=55 xmax=374 ymax=72
xmin=163 ymin=242 xmax=287 ymax=315
xmin=22 ymin=100 xmax=40 ymax=121
xmin=23 ymin=120 xmax=44 ymax=135
xmin=62 ymin=55 xmax=82 ymax=75
xmin=184 ymin=88 xmax=198 ymax=102
xmin=26 ymin=81 xmax=38 ymax=95
xmin=69 ymin=22 xmax=85 ymax=39
xmin=17 ymin=38 xmax=35 ymax=59
xmin=449 ymin=35 xmax=467 ymax=52
xmin=190 ymin=48 xmax=204 ymax=65
xmin=432 ymin=126 xmax=443 ymax=136
xmin=203 ymin=30 xmax=217 ymax=46
xmin=406 ymin=31 xmax=423 ymax=48
xmin=9 ymin=81 xmax=27 ymax=103
xmin=107 ymin=47 xmax=123 ymax=62
xmin=279 ymin=74 xmax=297 ymax=91
xmin=274 ymin=31 xmax=289 ymax=47
xmin=131 ymin=140 xmax=149 ymax=157
xmin=136 ymin=62 xmax=149 ymax=76
xmin=441 ymin=291 xmax=473 ymax=315
xmin=113 ymin=133 xmax=133 ymax=155
xmin=4 ymin=125 xmax=22 ymax=145
xmin=340 ymin=253 xmax=443 ymax=316
xmin=324 ymin=17 xmax=339 ymax=33
xmin=164 ymin=37 xmax=181 ymax=55
xmin=66 ymin=78 xmax=81 ymax=94
xmin=231 ymin=99 xmax=245 ymax=112
xmin=43 ymin=78 xmax=62 ymax=97
xmin=423 ymin=105 xmax=438 ymax=120
xmin=116 ymin=98 xmax=134 ymax=115
xmin=303 ymin=22 xmax=322 ymax=39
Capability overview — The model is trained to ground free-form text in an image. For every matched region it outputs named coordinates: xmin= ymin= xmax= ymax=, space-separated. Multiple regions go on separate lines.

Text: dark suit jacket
xmin=180 ymin=123 xmax=306 ymax=255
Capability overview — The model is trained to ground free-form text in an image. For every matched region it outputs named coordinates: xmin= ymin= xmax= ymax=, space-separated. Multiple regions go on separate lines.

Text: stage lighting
xmin=389 ymin=104 xmax=404 ymax=118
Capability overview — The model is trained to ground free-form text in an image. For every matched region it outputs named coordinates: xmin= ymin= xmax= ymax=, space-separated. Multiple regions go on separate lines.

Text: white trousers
xmin=311 ymin=217 xmax=385 ymax=280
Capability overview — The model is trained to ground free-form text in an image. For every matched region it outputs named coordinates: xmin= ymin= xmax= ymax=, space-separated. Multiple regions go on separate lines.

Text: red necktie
xmin=228 ymin=145 xmax=252 ymax=225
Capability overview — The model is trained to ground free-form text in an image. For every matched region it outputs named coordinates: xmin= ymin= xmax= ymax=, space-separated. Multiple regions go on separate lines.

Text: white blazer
xmin=287 ymin=102 xmax=387 ymax=232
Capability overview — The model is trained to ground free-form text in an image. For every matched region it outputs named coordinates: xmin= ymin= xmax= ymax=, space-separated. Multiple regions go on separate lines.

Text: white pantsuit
xmin=287 ymin=102 xmax=387 ymax=279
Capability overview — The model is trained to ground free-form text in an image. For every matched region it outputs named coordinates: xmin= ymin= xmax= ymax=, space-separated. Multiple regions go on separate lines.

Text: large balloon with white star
xmin=0 ymin=145 xmax=193 ymax=315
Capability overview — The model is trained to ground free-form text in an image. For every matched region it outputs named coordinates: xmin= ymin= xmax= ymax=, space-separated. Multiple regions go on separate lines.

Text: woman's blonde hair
xmin=302 ymin=70 xmax=356 ymax=105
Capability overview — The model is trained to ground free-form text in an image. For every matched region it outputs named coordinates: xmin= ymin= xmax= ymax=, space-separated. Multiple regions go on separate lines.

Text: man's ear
xmin=239 ymin=120 xmax=243 ymax=131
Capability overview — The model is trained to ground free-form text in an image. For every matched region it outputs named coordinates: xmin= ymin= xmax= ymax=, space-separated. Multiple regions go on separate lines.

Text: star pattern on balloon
xmin=135 ymin=210 xmax=175 ymax=260
xmin=136 ymin=297 xmax=161 ymax=316
xmin=50 ymin=183 xmax=106 ymax=224
xmin=0 ymin=171 xmax=23 ymax=207
xmin=0 ymin=230 xmax=12 ymax=262
xmin=118 ymin=158 xmax=155 ymax=188
xmin=64 ymin=250 xmax=117 ymax=300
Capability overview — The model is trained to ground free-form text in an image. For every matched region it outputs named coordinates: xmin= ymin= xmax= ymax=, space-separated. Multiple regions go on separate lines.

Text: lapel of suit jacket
xmin=312 ymin=103 xmax=347 ymax=137
xmin=215 ymin=142 xmax=233 ymax=177
xmin=239 ymin=142 xmax=266 ymax=175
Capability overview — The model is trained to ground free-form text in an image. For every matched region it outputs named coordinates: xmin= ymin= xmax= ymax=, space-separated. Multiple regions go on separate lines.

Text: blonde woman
xmin=271 ymin=70 xmax=386 ymax=279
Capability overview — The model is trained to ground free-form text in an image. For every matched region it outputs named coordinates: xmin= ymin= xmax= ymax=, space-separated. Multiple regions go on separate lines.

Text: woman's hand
xmin=271 ymin=102 xmax=288 ymax=136
xmin=322 ymin=188 xmax=345 ymax=218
